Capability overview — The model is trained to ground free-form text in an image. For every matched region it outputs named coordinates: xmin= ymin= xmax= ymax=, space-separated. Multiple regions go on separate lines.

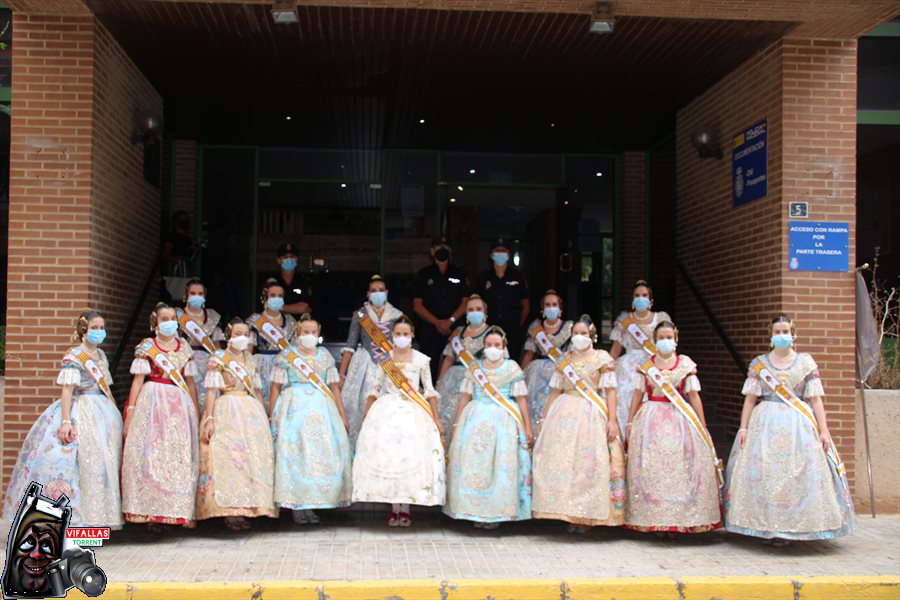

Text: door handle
xmin=559 ymin=253 xmax=573 ymax=273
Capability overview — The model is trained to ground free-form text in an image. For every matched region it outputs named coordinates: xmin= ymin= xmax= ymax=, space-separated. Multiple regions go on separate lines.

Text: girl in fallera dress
xmin=532 ymin=315 xmax=625 ymax=533
xmin=196 ymin=319 xmax=277 ymax=531
xmin=2 ymin=310 xmax=123 ymax=530
xmin=121 ymin=303 xmax=200 ymax=532
xmin=270 ymin=314 xmax=352 ymax=525
xmin=724 ymin=315 xmax=856 ymax=545
xmin=352 ymin=316 xmax=445 ymax=527
xmin=180 ymin=278 xmax=225 ymax=415
xmin=610 ymin=280 xmax=672 ymax=436
xmin=435 ymin=294 xmax=494 ymax=439
xmin=444 ymin=326 xmax=533 ymax=529
xmin=248 ymin=279 xmax=298 ymax=415
xmin=625 ymin=321 xmax=721 ymax=536
xmin=338 ymin=274 xmax=404 ymax=448
xmin=521 ymin=290 xmax=573 ymax=431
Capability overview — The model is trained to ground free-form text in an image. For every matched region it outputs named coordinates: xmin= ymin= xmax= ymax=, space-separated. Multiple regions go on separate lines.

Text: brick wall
xmin=89 ymin=20 xmax=163 ymax=396
xmin=618 ymin=151 xmax=646 ymax=311
xmin=675 ymin=38 xmax=859 ymax=487
xmin=2 ymin=14 xmax=161 ymax=487
xmin=3 ymin=13 xmax=96 ymax=482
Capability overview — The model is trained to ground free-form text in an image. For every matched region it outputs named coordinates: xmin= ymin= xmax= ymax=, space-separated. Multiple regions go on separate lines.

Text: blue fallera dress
xmin=249 ymin=311 xmax=297 ymax=416
xmin=270 ymin=347 xmax=352 ymax=510
xmin=725 ymin=353 xmax=856 ymax=540
xmin=435 ymin=324 xmax=493 ymax=439
xmin=523 ymin=320 xmax=573 ymax=431
xmin=444 ymin=358 xmax=532 ymax=523
xmin=2 ymin=347 xmax=123 ymax=529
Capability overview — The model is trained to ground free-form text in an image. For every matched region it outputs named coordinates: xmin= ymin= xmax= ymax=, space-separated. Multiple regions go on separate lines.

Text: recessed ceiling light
xmin=340 ymin=183 xmax=347 ymax=188
xmin=469 ymin=169 xmax=476 ymax=174
xmin=563 ymin=200 xmax=569 ymax=206
xmin=596 ymin=172 xmax=603 ymax=177
xmin=285 ymin=116 xmax=292 ymax=121
xmin=450 ymin=198 xmax=457 ymax=203
xmin=550 ymin=123 xmax=556 ymax=128
xmin=419 ymin=119 xmax=425 ymax=124
xmin=457 ymin=185 xmax=464 ymax=191
xmin=589 ymin=1 xmax=615 ymax=33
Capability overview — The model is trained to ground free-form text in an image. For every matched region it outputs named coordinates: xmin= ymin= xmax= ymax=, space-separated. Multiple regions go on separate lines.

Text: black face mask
xmin=434 ymin=247 xmax=450 ymax=262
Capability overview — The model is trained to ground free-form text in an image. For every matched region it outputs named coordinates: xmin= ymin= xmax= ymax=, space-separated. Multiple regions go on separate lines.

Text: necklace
xmin=157 ymin=336 xmax=178 ymax=352
xmin=633 ymin=311 xmax=652 ymax=324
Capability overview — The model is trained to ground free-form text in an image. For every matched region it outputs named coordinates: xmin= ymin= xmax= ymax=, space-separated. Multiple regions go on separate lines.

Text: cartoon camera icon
xmin=2 ymin=482 xmax=107 ymax=599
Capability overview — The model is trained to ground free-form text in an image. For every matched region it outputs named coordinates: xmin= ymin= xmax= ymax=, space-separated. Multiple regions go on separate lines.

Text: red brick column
xmin=2 ymin=13 xmax=162 ymax=488
xmin=676 ymin=38 xmax=859 ymax=488
xmin=619 ymin=151 xmax=646 ymax=310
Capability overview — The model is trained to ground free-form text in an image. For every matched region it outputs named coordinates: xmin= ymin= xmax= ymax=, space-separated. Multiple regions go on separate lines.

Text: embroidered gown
xmin=444 ymin=359 xmax=531 ymax=523
xmin=725 ymin=353 xmax=856 ymax=540
xmin=121 ymin=337 xmax=199 ymax=527
xmin=610 ymin=310 xmax=672 ymax=435
xmin=2 ymin=347 xmax=123 ymax=529
xmin=181 ymin=307 xmax=225 ymax=415
xmin=523 ymin=320 xmax=573 ymax=431
xmin=196 ymin=351 xmax=277 ymax=520
xmin=625 ymin=354 xmax=721 ymax=533
xmin=341 ymin=302 xmax=403 ymax=448
xmin=352 ymin=349 xmax=445 ymax=506
xmin=436 ymin=324 xmax=491 ymax=438
xmin=270 ymin=347 xmax=352 ymax=510
xmin=249 ymin=311 xmax=297 ymax=415
xmin=532 ymin=349 xmax=625 ymax=526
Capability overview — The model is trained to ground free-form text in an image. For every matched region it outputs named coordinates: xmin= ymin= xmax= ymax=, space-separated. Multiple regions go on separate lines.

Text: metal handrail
xmin=676 ymin=262 xmax=747 ymax=375
xmin=111 ymin=255 xmax=162 ymax=383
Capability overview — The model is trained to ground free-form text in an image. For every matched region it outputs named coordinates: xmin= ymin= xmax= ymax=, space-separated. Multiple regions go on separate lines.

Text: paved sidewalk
xmin=5 ymin=510 xmax=896 ymax=583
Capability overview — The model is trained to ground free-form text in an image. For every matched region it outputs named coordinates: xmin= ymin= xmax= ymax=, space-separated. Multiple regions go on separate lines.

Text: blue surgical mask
xmin=491 ymin=252 xmax=509 ymax=266
xmin=369 ymin=291 xmax=387 ymax=307
xmin=633 ymin=297 xmax=651 ymax=312
xmin=543 ymin=307 xmax=560 ymax=321
xmin=186 ymin=295 xmax=205 ymax=309
xmin=85 ymin=329 xmax=107 ymax=345
xmin=267 ymin=297 xmax=285 ymax=312
xmin=281 ymin=258 xmax=298 ymax=272
xmin=158 ymin=320 xmax=179 ymax=337
xmin=656 ymin=338 xmax=677 ymax=355
xmin=466 ymin=311 xmax=485 ymax=326
xmin=771 ymin=334 xmax=793 ymax=350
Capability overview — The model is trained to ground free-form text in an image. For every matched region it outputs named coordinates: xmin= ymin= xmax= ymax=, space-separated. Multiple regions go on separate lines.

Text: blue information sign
xmin=788 ymin=221 xmax=849 ymax=272
xmin=732 ymin=119 xmax=768 ymax=206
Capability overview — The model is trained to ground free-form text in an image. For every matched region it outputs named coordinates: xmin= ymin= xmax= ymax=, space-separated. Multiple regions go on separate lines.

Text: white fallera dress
xmin=352 ymin=349 xmax=445 ymax=506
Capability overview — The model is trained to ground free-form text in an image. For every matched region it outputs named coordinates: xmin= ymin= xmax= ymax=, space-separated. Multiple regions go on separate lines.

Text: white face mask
xmin=571 ymin=334 xmax=592 ymax=350
xmin=393 ymin=336 xmax=412 ymax=349
xmin=484 ymin=346 xmax=504 ymax=362
xmin=230 ymin=335 xmax=250 ymax=351
xmin=299 ymin=334 xmax=318 ymax=349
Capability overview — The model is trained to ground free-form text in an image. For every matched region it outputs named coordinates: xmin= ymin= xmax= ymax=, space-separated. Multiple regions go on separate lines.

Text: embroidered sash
xmin=67 ymin=348 xmax=115 ymax=404
xmin=527 ymin=320 xmax=567 ymax=362
xmin=616 ymin=312 xmax=658 ymax=355
xmin=557 ymin=357 xmax=610 ymax=421
xmin=279 ymin=345 xmax=337 ymax=402
xmin=750 ymin=357 xmax=849 ymax=493
xmin=248 ymin=312 xmax=290 ymax=351
xmin=356 ymin=309 xmax=434 ymax=418
xmin=137 ymin=339 xmax=192 ymax=397
xmin=450 ymin=335 xmax=524 ymax=431
xmin=175 ymin=308 xmax=217 ymax=354
xmin=638 ymin=356 xmax=724 ymax=488
xmin=209 ymin=350 xmax=255 ymax=396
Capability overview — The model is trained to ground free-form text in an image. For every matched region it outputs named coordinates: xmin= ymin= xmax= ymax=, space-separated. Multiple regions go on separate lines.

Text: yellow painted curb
xmin=66 ymin=576 xmax=900 ymax=600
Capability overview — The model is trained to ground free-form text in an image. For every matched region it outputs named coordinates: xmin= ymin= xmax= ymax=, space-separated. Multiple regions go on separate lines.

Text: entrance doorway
xmin=198 ymin=148 xmax=617 ymax=343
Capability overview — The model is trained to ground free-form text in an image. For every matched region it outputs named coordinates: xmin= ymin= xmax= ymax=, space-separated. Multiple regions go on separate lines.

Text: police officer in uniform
xmin=475 ymin=238 xmax=530 ymax=360
xmin=267 ymin=242 xmax=311 ymax=317
xmin=412 ymin=236 xmax=471 ymax=379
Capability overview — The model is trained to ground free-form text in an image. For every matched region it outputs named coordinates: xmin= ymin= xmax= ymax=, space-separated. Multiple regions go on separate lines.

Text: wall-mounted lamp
xmin=271 ymin=0 xmax=298 ymax=25
xmin=589 ymin=1 xmax=615 ymax=34
xmin=691 ymin=128 xmax=723 ymax=160
xmin=131 ymin=109 xmax=163 ymax=187
xmin=131 ymin=109 xmax=163 ymax=145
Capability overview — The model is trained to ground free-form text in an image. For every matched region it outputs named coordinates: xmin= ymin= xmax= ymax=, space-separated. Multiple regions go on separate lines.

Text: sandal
xmin=240 ymin=519 xmax=252 ymax=530
xmin=566 ymin=523 xmax=577 ymax=533
xmin=575 ymin=525 xmax=591 ymax=535
xmin=397 ymin=512 xmax=413 ymax=527
xmin=146 ymin=522 xmax=164 ymax=534
xmin=386 ymin=512 xmax=400 ymax=527
xmin=306 ymin=510 xmax=320 ymax=525
xmin=481 ymin=522 xmax=499 ymax=530
xmin=224 ymin=517 xmax=244 ymax=532
xmin=292 ymin=510 xmax=310 ymax=525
